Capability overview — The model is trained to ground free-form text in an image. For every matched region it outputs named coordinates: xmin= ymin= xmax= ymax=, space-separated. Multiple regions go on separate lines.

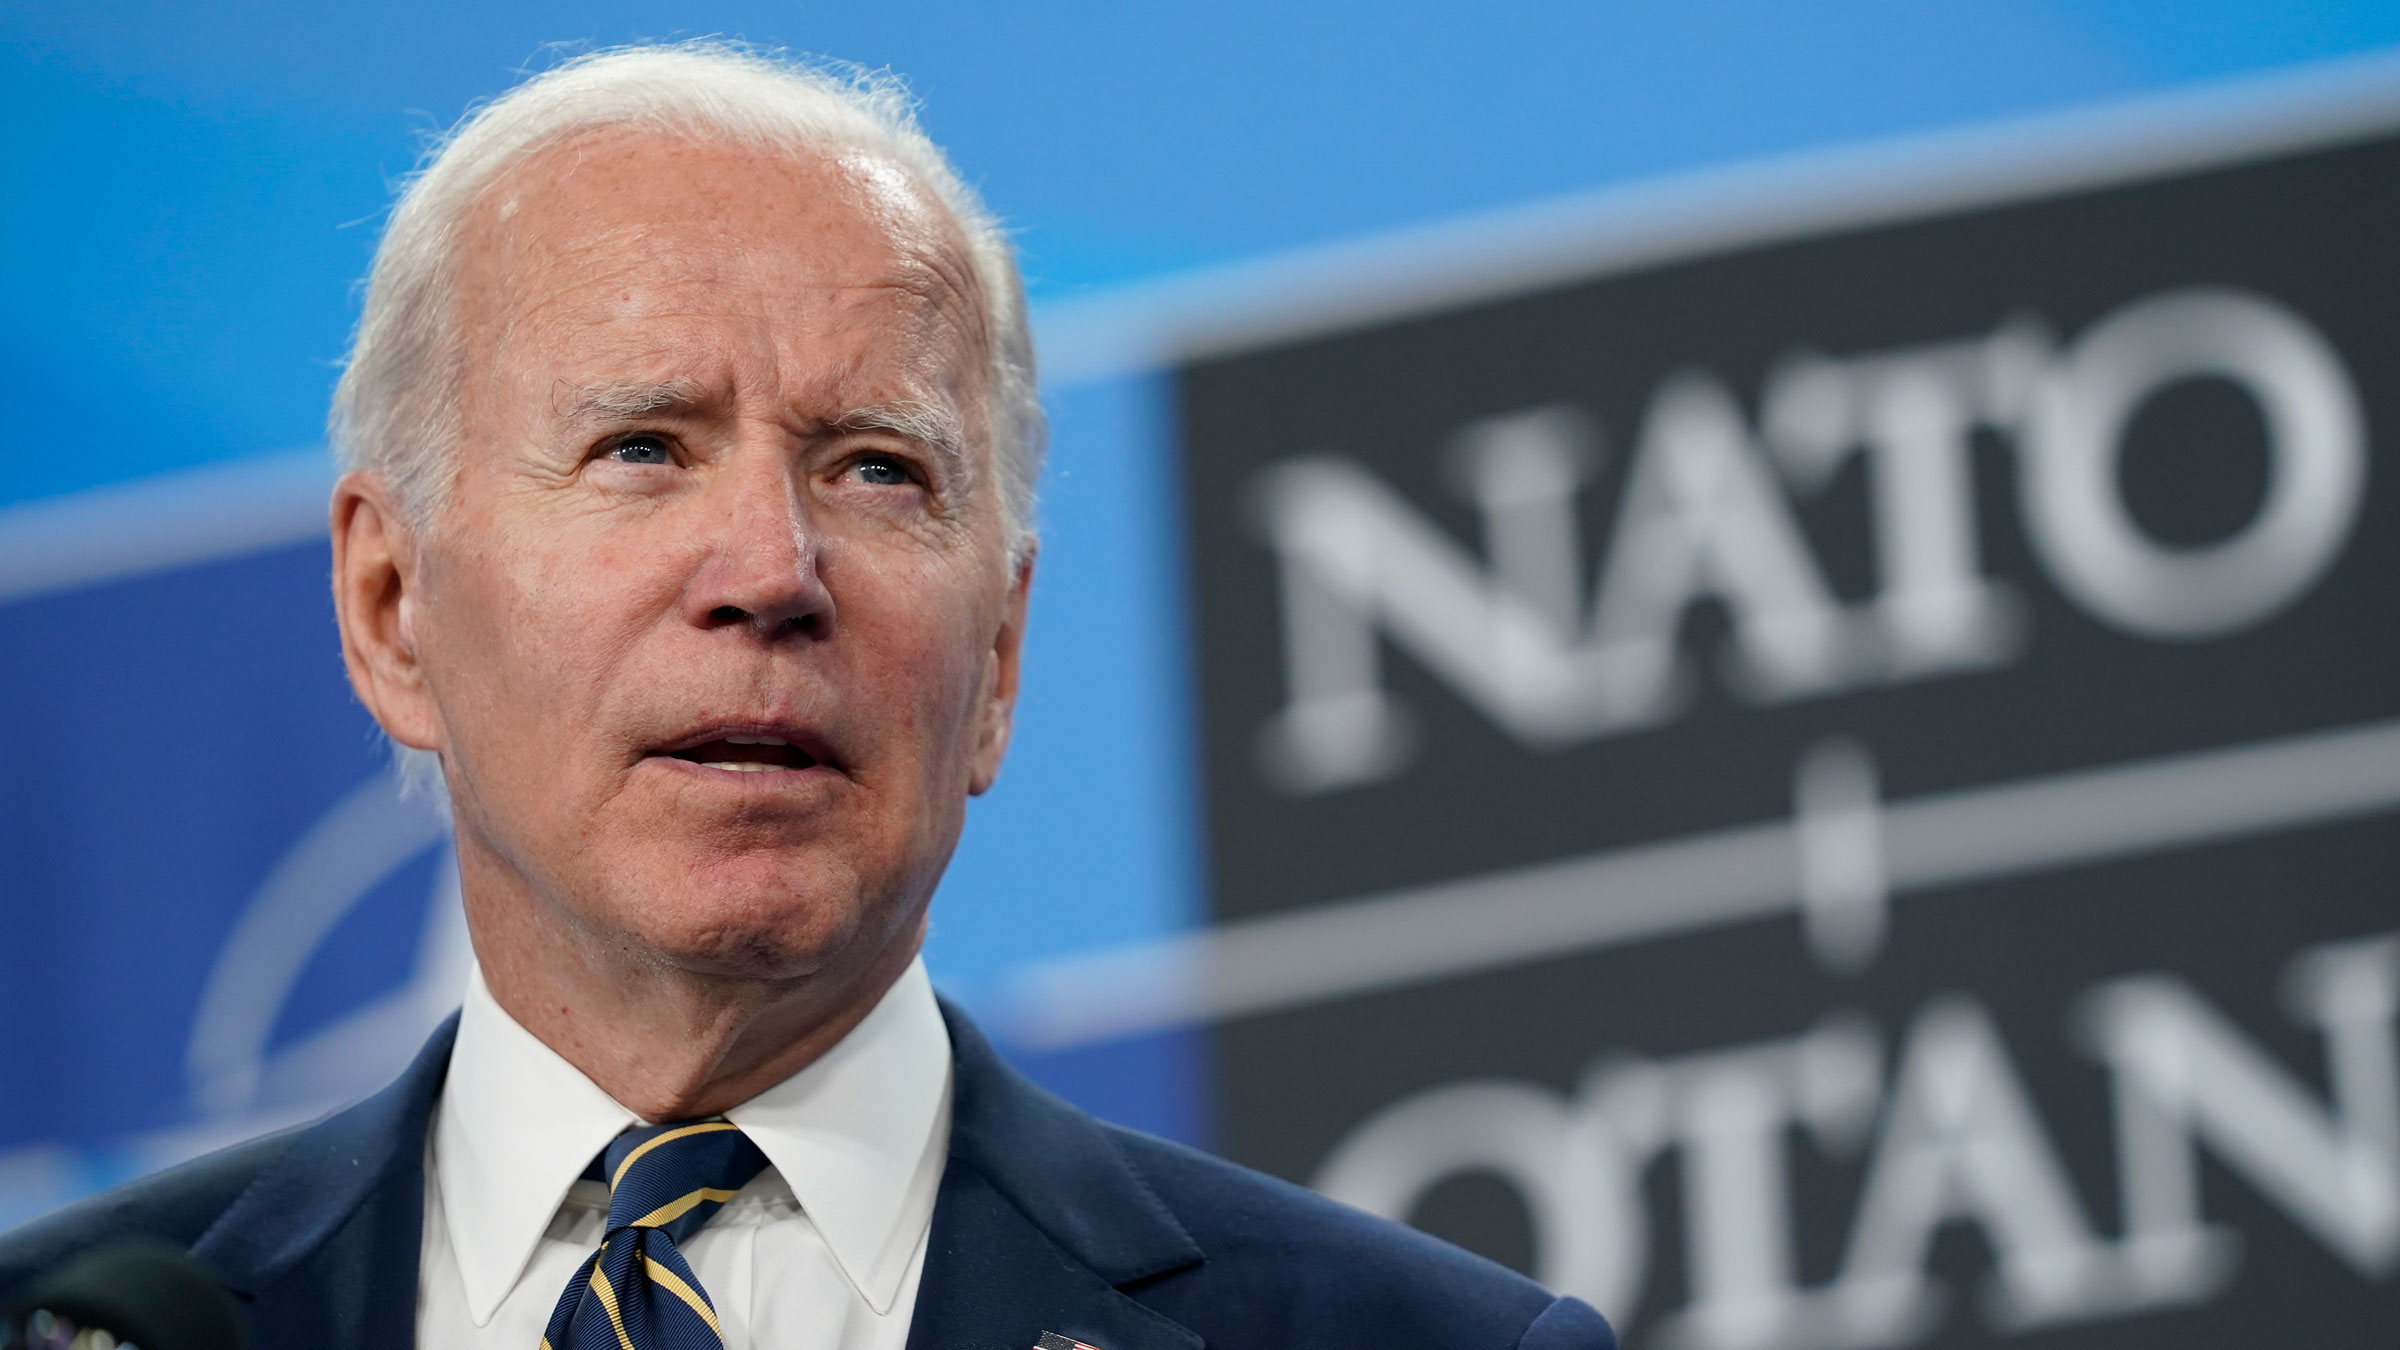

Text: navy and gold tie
xmin=541 ymin=1119 xmax=771 ymax=1350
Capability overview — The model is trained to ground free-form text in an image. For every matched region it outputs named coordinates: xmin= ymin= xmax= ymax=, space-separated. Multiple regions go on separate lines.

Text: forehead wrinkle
xmin=885 ymin=247 xmax=985 ymax=357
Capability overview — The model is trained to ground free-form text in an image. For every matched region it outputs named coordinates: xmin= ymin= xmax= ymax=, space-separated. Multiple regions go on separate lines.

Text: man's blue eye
xmin=854 ymin=457 xmax=911 ymax=487
xmin=609 ymin=435 xmax=674 ymax=466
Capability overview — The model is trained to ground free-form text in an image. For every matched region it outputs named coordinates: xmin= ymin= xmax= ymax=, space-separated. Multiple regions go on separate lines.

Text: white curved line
xmin=0 ymin=451 xmax=330 ymax=605
xmin=185 ymin=769 xmax=449 ymax=1116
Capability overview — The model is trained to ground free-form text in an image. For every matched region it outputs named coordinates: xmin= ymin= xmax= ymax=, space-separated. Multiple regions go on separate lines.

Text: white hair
xmin=329 ymin=41 xmax=1044 ymax=552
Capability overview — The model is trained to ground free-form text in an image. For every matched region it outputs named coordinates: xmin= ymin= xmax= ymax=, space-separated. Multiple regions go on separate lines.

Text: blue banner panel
xmin=0 ymin=527 xmax=462 ymax=1224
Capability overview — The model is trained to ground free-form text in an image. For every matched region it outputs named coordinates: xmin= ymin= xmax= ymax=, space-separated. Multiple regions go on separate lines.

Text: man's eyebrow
xmin=553 ymin=379 xmax=710 ymax=423
xmin=830 ymin=401 xmax=970 ymax=477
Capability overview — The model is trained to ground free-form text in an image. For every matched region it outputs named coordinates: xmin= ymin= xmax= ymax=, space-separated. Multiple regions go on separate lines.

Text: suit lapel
xmin=177 ymin=1001 xmax=1204 ymax=1350
xmin=192 ymin=1016 xmax=456 ymax=1350
xmin=909 ymin=1006 xmax=1204 ymax=1350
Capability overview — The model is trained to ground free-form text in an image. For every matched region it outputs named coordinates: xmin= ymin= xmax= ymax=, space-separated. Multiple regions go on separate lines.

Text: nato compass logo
xmin=0 ymin=766 xmax=467 ymax=1225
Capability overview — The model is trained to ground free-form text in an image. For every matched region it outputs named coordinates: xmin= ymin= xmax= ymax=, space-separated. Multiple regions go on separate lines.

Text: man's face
xmin=383 ymin=131 xmax=1024 ymax=983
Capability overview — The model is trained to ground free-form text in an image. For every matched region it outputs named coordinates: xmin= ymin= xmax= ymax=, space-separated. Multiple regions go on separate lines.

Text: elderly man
xmin=0 ymin=43 xmax=1609 ymax=1350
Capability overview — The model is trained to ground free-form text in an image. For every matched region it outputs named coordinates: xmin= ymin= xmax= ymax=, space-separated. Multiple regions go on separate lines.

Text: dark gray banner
xmin=1176 ymin=125 xmax=2400 ymax=1346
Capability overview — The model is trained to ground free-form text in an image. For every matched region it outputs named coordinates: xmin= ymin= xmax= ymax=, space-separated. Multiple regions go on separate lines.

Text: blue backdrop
xmin=5 ymin=1 xmax=2400 ymax=1225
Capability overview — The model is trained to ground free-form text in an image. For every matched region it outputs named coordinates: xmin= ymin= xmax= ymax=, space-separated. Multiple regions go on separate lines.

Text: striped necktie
xmin=541 ymin=1119 xmax=771 ymax=1350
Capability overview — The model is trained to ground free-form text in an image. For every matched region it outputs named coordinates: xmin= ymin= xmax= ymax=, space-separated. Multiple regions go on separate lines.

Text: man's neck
xmin=469 ymin=891 xmax=928 ymax=1122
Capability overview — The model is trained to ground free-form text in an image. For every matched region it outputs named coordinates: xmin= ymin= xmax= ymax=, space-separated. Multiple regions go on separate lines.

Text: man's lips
xmin=648 ymin=726 xmax=839 ymax=775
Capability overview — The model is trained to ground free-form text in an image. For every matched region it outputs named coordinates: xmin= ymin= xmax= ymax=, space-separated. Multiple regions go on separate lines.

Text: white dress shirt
xmin=416 ymin=958 xmax=953 ymax=1350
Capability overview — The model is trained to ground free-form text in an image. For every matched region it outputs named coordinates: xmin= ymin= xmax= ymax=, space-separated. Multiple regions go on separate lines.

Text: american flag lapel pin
xmin=1035 ymin=1335 xmax=1102 ymax=1350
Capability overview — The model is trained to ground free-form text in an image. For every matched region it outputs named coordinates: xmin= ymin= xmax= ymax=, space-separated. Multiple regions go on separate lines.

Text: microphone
xmin=4 ymin=1242 xmax=249 ymax=1350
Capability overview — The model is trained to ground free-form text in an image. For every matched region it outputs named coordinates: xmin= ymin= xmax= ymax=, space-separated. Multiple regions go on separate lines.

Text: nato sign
xmin=1172 ymin=84 xmax=2400 ymax=1347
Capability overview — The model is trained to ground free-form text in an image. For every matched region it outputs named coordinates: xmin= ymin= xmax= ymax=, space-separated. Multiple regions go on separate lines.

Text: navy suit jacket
xmin=0 ymin=1004 xmax=1612 ymax=1349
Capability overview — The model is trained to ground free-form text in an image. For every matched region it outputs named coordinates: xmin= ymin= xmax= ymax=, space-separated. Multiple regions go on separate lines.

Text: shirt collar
xmin=725 ymin=958 xmax=952 ymax=1312
xmin=434 ymin=957 xmax=953 ymax=1324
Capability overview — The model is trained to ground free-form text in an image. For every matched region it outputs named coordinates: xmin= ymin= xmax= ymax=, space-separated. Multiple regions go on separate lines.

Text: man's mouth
xmin=661 ymin=733 xmax=823 ymax=774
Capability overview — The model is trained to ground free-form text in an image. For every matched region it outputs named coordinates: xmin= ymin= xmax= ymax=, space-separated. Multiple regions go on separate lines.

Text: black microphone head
xmin=5 ymin=1241 xmax=249 ymax=1350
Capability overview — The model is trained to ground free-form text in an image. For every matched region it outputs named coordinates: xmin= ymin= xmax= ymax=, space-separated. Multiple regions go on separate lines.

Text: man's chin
xmin=592 ymin=859 xmax=912 ymax=982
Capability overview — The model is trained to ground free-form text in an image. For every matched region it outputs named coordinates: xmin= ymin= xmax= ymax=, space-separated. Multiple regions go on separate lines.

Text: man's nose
xmin=682 ymin=459 xmax=836 ymax=640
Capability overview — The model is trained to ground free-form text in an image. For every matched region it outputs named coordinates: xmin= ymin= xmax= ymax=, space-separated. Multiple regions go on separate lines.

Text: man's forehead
xmin=459 ymin=128 xmax=980 ymax=344
xmin=449 ymin=129 xmax=988 ymax=411
xmin=482 ymin=127 xmax=946 ymax=246
xmin=516 ymin=305 xmax=977 ymax=419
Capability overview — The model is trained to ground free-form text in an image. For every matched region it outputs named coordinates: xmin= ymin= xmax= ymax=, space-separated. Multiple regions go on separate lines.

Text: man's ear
xmin=967 ymin=548 xmax=1035 ymax=796
xmin=330 ymin=472 xmax=445 ymax=753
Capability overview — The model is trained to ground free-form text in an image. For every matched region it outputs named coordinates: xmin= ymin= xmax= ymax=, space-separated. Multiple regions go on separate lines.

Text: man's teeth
xmin=722 ymin=734 xmax=789 ymax=746
xmin=701 ymin=760 xmax=785 ymax=772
